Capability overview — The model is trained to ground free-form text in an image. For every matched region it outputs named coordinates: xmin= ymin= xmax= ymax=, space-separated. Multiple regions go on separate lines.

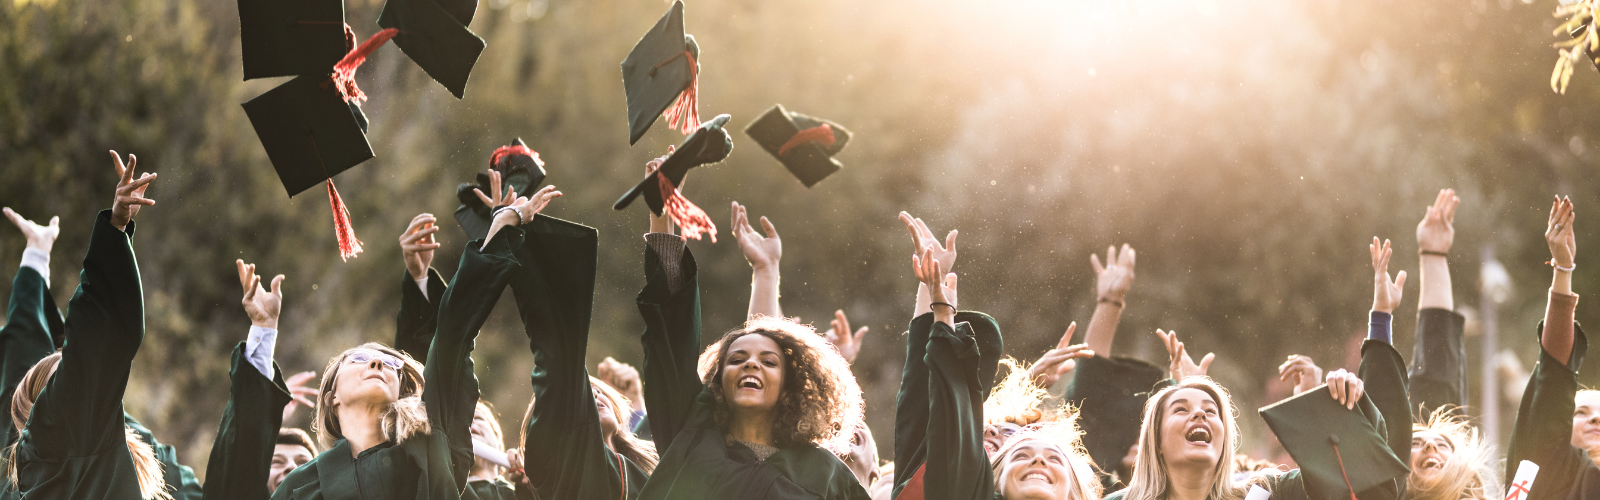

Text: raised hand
xmin=109 ymin=150 xmax=157 ymax=231
xmin=484 ymin=185 xmax=562 ymax=249
xmin=3 ymin=208 xmax=60 ymax=253
xmin=237 ymin=259 xmax=283 ymax=330
xmin=1091 ymin=244 xmax=1136 ymax=303
xmin=647 ymin=147 xmax=676 ymax=234
xmin=471 ymin=168 xmax=517 ymax=209
xmin=731 ymin=202 xmax=781 ymax=271
xmin=281 ymin=371 xmax=319 ymax=424
xmin=899 ymin=212 xmax=957 ymax=272
xmin=1156 ymin=329 xmax=1213 ymax=380
xmin=1547 ymin=196 xmax=1577 ymax=270
xmin=1369 ymin=237 xmax=1407 ymax=314
xmin=1325 ymin=369 xmax=1365 ymax=410
xmin=505 ymin=448 xmax=529 ymax=486
xmin=1416 ymin=189 xmax=1459 ymax=254
xmin=1277 ymin=355 xmax=1323 ymax=395
xmin=597 ymin=357 xmax=645 ymax=413
xmin=1028 ymin=322 xmax=1094 ymax=388
xmin=400 ymin=214 xmax=441 ymax=281
xmin=822 ymin=310 xmax=868 ymax=364
xmin=914 ymin=245 xmax=958 ymax=325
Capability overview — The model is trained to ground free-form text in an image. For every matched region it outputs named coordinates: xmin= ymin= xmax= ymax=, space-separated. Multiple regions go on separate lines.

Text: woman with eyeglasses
xmin=268 ymin=185 xmax=561 ymax=500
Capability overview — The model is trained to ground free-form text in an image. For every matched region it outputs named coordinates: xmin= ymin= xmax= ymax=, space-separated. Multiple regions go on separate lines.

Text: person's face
xmin=1573 ymin=392 xmax=1600 ymax=452
xmin=1158 ymin=388 xmax=1224 ymax=469
xmin=996 ymin=441 xmax=1073 ymax=500
xmin=843 ymin=425 xmax=879 ymax=487
xmin=984 ymin=422 xmax=1024 ymax=457
xmin=720 ymin=334 xmax=784 ymax=414
xmin=333 ymin=349 xmax=403 ymax=409
xmin=595 ymin=389 xmax=621 ymax=443
xmin=1410 ymin=429 xmax=1454 ymax=481
xmin=268 ymin=444 xmax=315 ymax=493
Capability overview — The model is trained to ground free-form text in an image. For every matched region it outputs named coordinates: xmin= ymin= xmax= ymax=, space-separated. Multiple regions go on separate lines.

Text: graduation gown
xmin=890 ymin=312 xmax=1001 ymax=500
xmin=1504 ymin=322 xmax=1600 ymax=500
xmin=507 ymin=215 xmax=648 ymax=500
xmin=396 ymin=268 xmax=449 ymax=362
xmin=1408 ymin=308 xmax=1468 ymax=416
xmin=272 ymin=228 xmax=523 ymax=500
xmin=462 ymin=478 xmax=516 ymax=500
xmin=10 ymin=211 xmax=150 ymax=499
xmin=0 ymin=265 xmax=63 ymax=500
xmin=633 ymin=240 xmax=868 ymax=500
xmin=200 ymin=342 xmax=293 ymax=500
xmin=1064 ymin=355 xmax=1166 ymax=491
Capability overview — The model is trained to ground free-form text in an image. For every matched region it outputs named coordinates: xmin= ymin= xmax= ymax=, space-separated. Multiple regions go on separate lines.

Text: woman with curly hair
xmin=270 ymin=185 xmax=561 ymax=500
xmin=632 ymin=200 xmax=866 ymax=499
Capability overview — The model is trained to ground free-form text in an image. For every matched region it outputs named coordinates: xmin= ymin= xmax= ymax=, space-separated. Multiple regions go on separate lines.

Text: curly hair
xmin=1407 ymin=406 xmax=1500 ymax=500
xmin=697 ymin=316 xmax=863 ymax=455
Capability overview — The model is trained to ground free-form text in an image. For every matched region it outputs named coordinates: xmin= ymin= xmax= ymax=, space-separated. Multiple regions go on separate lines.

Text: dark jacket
xmin=1408 ymin=308 xmax=1468 ymax=416
xmin=891 ymin=312 xmax=998 ymax=500
xmin=200 ymin=343 xmax=293 ymax=500
xmin=1505 ymin=322 xmax=1600 ymax=500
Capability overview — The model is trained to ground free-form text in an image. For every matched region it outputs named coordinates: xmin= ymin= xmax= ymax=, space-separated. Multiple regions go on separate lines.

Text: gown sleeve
xmin=634 ymin=235 xmax=703 ymax=452
xmin=511 ymin=215 xmax=639 ymax=500
xmin=1357 ymin=336 xmax=1412 ymax=500
xmin=396 ymin=267 xmax=448 ymax=361
xmin=0 ymin=265 xmax=63 ymax=448
xmin=200 ymin=342 xmax=293 ymax=500
xmin=1505 ymin=319 xmax=1600 ymax=500
xmin=891 ymin=313 xmax=934 ymax=500
xmin=428 ymin=227 xmax=525 ymax=492
xmin=921 ymin=320 xmax=994 ymax=500
xmin=1407 ymin=308 xmax=1467 ymax=415
xmin=23 ymin=211 xmax=144 ymax=459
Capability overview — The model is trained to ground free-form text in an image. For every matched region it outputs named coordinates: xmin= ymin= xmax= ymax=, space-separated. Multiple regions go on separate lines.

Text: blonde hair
xmin=313 ymin=343 xmax=429 ymax=448
xmin=6 ymin=352 xmax=172 ymax=500
xmin=989 ymin=418 xmax=1102 ymax=500
xmin=1122 ymin=377 xmax=1247 ymax=500
xmin=984 ymin=358 xmax=1066 ymax=427
xmin=697 ymin=316 xmax=864 ymax=455
xmin=519 ymin=378 xmax=660 ymax=474
xmin=1407 ymin=406 xmax=1500 ymax=500
xmin=472 ymin=401 xmax=505 ymax=478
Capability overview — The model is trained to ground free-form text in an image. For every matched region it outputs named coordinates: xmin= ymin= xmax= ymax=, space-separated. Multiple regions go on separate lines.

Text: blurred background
xmin=1 ymin=0 xmax=1597 ymax=478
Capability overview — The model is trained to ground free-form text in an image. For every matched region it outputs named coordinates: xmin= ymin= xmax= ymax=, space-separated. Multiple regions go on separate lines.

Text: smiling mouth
xmin=738 ymin=376 xmax=763 ymax=390
xmin=1021 ymin=470 xmax=1053 ymax=484
xmin=1421 ymin=458 xmax=1442 ymax=469
xmin=1185 ymin=425 xmax=1212 ymax=444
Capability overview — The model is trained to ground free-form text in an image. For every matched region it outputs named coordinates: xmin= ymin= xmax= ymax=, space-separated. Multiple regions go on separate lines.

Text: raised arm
xmin=0 ymin=209 xmax=62 ymax=446
xmin=636 ymin=153 xmax=704 ymax=451
xmin=1411 ymin=190 xmax=1468 ymax=414
xmin=1083 ymin=244 xmax=1135 ymax=355
xmin=733 ymin=201 xmax=783 ymax=320
xmin=823 ymin=310 xmax=869 ymax=365
xmin=395 ymin=213 xmax=446 ymax=360
xmin=1542 ymin=196 xmax=1577 ymax=364
xmin=24 ymin=150 xmax=154 ymax=458
xmin=1416 ymin=189 xmax=1458 ymax=310
xmin=898 ymin=212 xmax=956 ymax=319
xmin=201 ymin=261 xmax=294 ymax=500
xmin=1359 ymin=238 xmax=1414 ymax=473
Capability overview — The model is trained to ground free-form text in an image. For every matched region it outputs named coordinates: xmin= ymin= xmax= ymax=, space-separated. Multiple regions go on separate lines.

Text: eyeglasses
xmin=345 ymin=349 xmax=404 ymax=370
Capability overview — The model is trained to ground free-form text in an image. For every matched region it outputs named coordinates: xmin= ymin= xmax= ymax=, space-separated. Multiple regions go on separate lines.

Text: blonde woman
xmin=269 ymin=185 xmax=560 ymax=500
xmin=989 ymin=421 xmax=1103 ymax=500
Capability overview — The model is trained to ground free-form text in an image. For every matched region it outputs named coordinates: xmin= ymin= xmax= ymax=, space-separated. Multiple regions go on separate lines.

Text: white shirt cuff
xmin=415 ymin=276 xmax=430 ymax=301
xmin=20 ymin=248 xmax=49 ymax=287
xmin=244 ymin=325 xmax=277 ymax=379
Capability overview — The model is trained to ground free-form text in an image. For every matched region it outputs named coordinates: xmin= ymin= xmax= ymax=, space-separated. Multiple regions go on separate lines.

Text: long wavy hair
xmin=1407 ymin=406 xmax=1500 ymax=500
xmin=313 ymin=343 xmax=429 ymax=448
xmin=985 ymin=358 xmax=1066 ymax=427
xmin=989 ymin=418 xmax=1102 ymax=500
xmin=518 ymin=377 xmax=660 ymax=474
xmin=6 ymin=352 xmax=172 ymax=500
xmin=1122 ymin=377 xmax=1248 ymax=500
xmin=697 ymin=316 xmax=864 ymax=455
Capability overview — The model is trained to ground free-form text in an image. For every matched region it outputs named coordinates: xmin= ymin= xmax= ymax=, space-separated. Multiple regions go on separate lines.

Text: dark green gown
xmin=1504 ymin=323 xmax=1600 ymax=500
xmin=10 ymin=211 xmax=152 ymax=499
xmin=890 ymin=312 xmax=1003 ymax=500
xmin=199 ymin=343 xmax=293 ymax=500
xmin=0 ymin=264 xmax=62 ymax=500
xmin=508 ymin=215 xmax=649 ymax=500
xmin=1063 ymin=355 xmax=1165 ymax=491
xmin=272 ymin=228 xmax=524 ymax=500
xmin=633 ymin=241 xmax=868 ymax=500
xmin=1408 ymin=309 xmax=1468 ymax=416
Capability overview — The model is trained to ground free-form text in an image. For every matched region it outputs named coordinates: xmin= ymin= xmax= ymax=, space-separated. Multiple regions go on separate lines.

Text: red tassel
xmin=332 ymin=27 xmax=399 ymax=104
xmin=777 ymin=124 xmax=836 ymax=156
xmin=489 ymin=145 xmax=542 ymax=170
xmin=657 ymin=173 xmax=716 ymax=242
xmin=661 ymin=51 xmax=700 ymax=135
xmin=326 ymin=179 xmax=364 ymax=260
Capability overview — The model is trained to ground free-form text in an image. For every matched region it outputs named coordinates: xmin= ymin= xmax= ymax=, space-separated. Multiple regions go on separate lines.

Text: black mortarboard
xmin=621 ymin=0 xmax=702 ymax=145
xmin=613 ymin=114 xmax=731 ymax=241
xmin=1259 ymin=388 xmax=1408 ymax=500
xmin=242 ymin=75 xmax=375 ymax=196
xmin=744 ymin=104 xmax=852 ymax=188
xmin=377 ymin=0 xmax=486 ymax=99
xmin=237 ymin=0 xmax=347 ymax=80
xmin=1066 ymin=356 xmax=1165 ymax=482
xmin=455 ymin=138 xmax=548 ymax=240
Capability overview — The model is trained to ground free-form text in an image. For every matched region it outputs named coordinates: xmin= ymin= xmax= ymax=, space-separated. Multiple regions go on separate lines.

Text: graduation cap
xmin=242 ymin=28 xmax=398 ymax=260
xmin=621 ymin=0 xmax=701 ymax=145
xmin=237 ymin=0 xmax=348 ymax=80
xmin=1259 ymin=387 xmax=1408 ymax=500
xmin=744 ymin=105 xmax=852 ymax=188
xmin=377 ymin=0 xmax=486 ymax=99
xmin=613 ymin=114 xmax=732 ymax=242
xmin=454 ymin=138 xmax=548 ymax=240
xmin=1065 ymin=356 xmax=1165 ymax=482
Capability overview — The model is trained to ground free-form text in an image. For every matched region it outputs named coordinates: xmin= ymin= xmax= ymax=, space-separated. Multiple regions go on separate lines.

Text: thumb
xmin=1199 ymin=353 xmax=1215 ymax=372
xmin=1394 ymin=270 xmax=1407 ymax=290
xmin=270 ymin=275 xmax=285 ymax=296
xmin=48 ymin=216 xmax=59 ymax=229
